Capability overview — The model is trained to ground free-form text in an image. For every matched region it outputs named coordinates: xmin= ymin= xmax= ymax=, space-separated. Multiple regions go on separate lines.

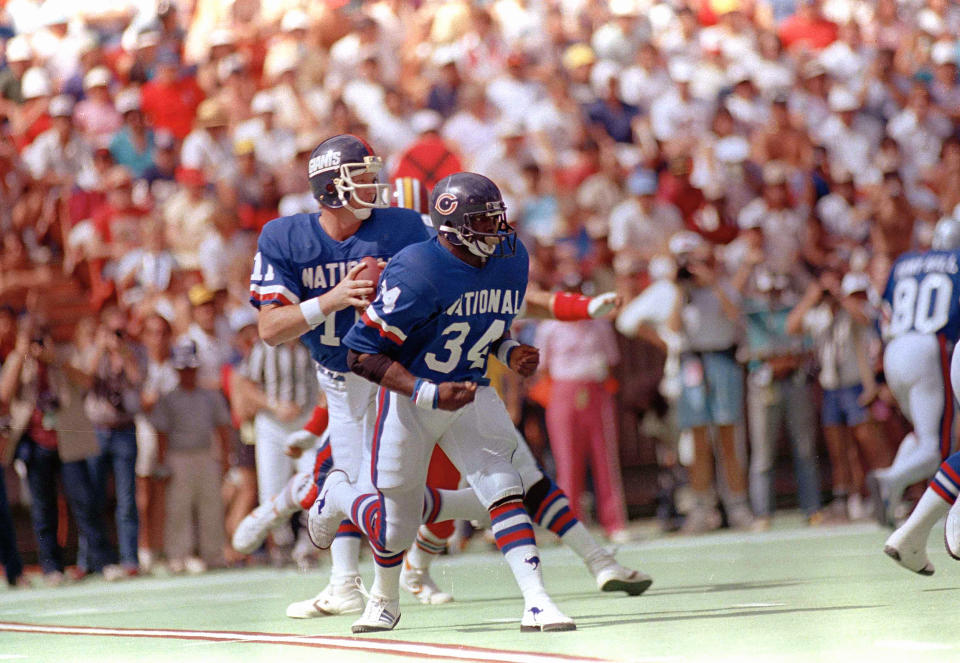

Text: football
xmin=357 ymin=256 xmax=383 ymax=286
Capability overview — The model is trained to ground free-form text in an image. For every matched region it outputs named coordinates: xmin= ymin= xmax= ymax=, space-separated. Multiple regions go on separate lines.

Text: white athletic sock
xmin=897 ymin=486 xmax=952 ymax=545
xmin=329 ymin=535 xmax=362 ymax=585
xmin=371 ymin=554 xmax=404 ymax=601
xmin=883 ymin=440 xmax=941 ymax=504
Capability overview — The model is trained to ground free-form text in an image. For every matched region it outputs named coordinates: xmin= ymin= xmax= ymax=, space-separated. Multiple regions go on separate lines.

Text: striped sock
xmin=889 ymin=454 xmax=960 ymax=553
xmin=407 ymin=524 xmax=448 ymax=570
xmin=524 ymin=476 xmax=607 ymax=569
xmin=490 ymin=499 xmax=547 ymax=602
xmin=930 ymin=454 xmax=960 ymax=505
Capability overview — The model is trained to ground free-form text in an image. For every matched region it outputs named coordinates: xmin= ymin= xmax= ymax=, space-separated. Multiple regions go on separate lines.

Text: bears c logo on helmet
xmin=434 ymin=192 xmax=458 ymax=215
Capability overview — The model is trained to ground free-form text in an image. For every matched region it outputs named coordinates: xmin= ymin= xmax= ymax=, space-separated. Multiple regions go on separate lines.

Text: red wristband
xmin=303 ymin=406 xmax=329 ymax=436
xmin=551 ymin=292 xmax=592 ymax=321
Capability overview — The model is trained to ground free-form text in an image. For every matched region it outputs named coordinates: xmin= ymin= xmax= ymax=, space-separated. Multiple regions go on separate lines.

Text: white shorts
xmin=370 ymin=385 xmax=523 ymax=508
xmin=884 ymin=332 xmax=954 ymax=459
xmin=316 ymin=366 xmax=377 ymax=491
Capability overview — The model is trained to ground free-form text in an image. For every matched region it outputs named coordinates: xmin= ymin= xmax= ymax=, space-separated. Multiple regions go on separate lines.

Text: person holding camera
xmin=84 ymin=306 xmax=145 ymax=578
xmin=786 ymin=268 xmax=887 ymax=520
xmin=0 ymin=313 xmax=112 ymax=584
xmin=667 ymin=232 xmax=754 ymax=533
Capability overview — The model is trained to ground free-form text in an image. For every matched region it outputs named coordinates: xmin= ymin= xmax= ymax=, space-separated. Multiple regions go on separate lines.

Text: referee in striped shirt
xmin=242 ymin=339 xmax=319 ymax=552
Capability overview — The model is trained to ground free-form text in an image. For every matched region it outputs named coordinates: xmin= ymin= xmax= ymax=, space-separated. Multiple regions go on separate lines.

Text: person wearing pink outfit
xmin=534 ymin=316 xmax=629 ymax=540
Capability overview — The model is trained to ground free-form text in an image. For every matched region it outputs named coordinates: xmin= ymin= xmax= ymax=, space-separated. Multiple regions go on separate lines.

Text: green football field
xmin=1 ymin=514 xmax=957 ymax=663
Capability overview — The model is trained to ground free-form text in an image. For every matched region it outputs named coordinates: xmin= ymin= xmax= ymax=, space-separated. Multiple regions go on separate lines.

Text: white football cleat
xmin=351 ymin=595 xmax=401 ymax=633
xmin=884 ymin=527 xmax=934 ymax=576
xmin=945 ymin=499 xmax=960 ymax=560
xmin=594 ymin=558 xmax=653 ymax=596
xmin=286 ymin=578 xmax=365 ymax=618
xmin=307 ymin=470 xmax=347 ymax=550
xmin=232 ymin=498 xmax=297 ymax=555
xmin=400 ymin=559 xmax=454 ymax=604
xmin=520 ymin=598 xmax=576 ymax=632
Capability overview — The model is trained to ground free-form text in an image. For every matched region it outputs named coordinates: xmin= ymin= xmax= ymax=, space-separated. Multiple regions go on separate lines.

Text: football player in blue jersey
xmin=309 ymin=172 xmax=576 ymax=633
xmin=238 ymin=155 xmax=646 ymax=619
xmin=882 ymin=214 xmax=960 ymax=575
xmin=244 ymin=133 xmax=433 ymax=616
xmin=870 ymin=215 xmax=960 ymax=533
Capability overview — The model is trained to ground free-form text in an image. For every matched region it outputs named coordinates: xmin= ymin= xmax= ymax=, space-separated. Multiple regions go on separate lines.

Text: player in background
xmin=883 ymin=214 xmax=960 ymax=575
xmin=869 ymin=213 xmax=960 ymax=532
xmin=245 ymin=134 xmax=432 ymax=616
xmin=310 ymin=172 xmax=575 ymax=633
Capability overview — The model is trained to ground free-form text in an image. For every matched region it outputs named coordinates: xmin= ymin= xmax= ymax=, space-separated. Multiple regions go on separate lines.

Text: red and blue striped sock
xmin=930 ymin=453 xmax=960 ymax=505
xmin=490 ymin=499 xmax=547 ymax=602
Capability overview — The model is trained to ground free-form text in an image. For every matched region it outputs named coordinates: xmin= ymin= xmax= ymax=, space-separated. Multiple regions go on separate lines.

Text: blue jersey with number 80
xmin=343 ymin=237 xmax=529 ymax=385
xmin=249 ymin=208 xmax=431 ymax=372
xmin=883 ymin=249 xmax=960 ymax=342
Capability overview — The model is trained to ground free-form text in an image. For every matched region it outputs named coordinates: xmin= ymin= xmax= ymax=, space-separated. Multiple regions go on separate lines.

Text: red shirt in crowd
xmin=92 ymin=203 xmax=152 ymax=246
xmin=778 ymin=14 xmax=838 ymax=51
xmin=140 ymin=75 xmax=204 ymax=140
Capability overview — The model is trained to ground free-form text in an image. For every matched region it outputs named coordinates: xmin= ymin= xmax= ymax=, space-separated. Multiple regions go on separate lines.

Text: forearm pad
xmin=346 ymin=348 xmax=395 ymax=384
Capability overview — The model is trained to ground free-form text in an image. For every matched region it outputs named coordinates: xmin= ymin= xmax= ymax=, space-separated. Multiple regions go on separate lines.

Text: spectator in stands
xmin=0 ymin=313 xmax=112 ymax=583
xmin=535 ymin=281 xmax=630 ymax=542
xmin=180 ymin=284 xmax=232 ymax=391
xmin=109 ymin=89 xmax=155 ymax=178
xmin=667 ymin=232 xmax=754 ymax=533
xmin=134 ymin=313 xmax=177 ymax=572
xmin=150 ymin=339 xmax=232 ymax=574
xmin=162 ymin=167 xmax=215 ymax=270
xmin=84 ymin=306 xmax=144 ymax=578
xmin=0 ymin=463 xmax=24 ymax=587
xmin=786 ymin=268 xmax=889 ymax=520
xmin=140 ymin=50 xmax=204 ymax=141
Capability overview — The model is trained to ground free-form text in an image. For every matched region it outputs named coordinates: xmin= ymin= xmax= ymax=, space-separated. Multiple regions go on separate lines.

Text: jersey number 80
xmin=889 ymin=273 xmax=952 ymax=336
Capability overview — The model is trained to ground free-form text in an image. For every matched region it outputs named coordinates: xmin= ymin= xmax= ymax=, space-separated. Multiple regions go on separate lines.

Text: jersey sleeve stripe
xmin=249 ymin=283 xmax=301 ymax=305
xmin=361 ymin=308 xmax=407 ymax=345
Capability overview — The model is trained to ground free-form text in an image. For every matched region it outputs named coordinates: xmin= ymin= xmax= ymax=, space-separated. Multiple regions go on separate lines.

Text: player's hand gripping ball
xmin=357 ymin=256 xmax=383 ymax=286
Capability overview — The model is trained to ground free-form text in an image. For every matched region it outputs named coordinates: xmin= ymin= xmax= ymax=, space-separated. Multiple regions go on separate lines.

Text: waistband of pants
xmin=316 ymin=365 xmax=347 ymax=382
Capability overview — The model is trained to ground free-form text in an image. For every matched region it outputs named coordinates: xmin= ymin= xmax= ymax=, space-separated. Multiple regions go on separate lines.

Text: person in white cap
xmin=22 ymin=93 xmax=97 ymax=188
xmin=74 ymin=66 xmax=121 ymax=146
xmin=0 ymin=35 xmax=33 ymax=103
xmin=650 ymin=58 xmax=712 ymax=154
xmin=815 ymin=85 xmax=880 ymax=176
xmin=887 ymin=82 xmax=953 ymax=179
xmin=664 ymin=230 xmax=755 ymax=534
xmin=234 ymin=90 xmax=296 ymax=170
xmin=151 ymin=338 xmax=233 ymax=574
xmin=786 ymin=265 xmax=885 ymax=522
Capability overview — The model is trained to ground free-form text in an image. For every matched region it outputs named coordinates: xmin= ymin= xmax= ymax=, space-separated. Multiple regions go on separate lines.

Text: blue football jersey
xmin=883 ymin=249 xmax=960 ymax=342
xmin=249 ymin=207 xmax=431 ymax=371
xmin=343 ymin=237 xmax=529 ymax=385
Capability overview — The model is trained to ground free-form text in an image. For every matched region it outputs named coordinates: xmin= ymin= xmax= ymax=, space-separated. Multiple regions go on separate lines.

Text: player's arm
xmin=522 ymin=285 xmax=620 ymax=321
xmin=257 ymin=262 xmax=374 ymax=346
xmin=346 ymin=349 xmax=476 ymax=411
xmin=489 ymin=333 xmax=539 ymax=377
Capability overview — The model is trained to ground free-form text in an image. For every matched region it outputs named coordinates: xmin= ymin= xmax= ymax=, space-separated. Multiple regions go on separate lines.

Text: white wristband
xmin=412 ymin=379 xmax=439 ymax=410
xmin=496 ymin=340 xmax=520 ymax=365
xmin=299 ymin=298 xmax=326 ymax=329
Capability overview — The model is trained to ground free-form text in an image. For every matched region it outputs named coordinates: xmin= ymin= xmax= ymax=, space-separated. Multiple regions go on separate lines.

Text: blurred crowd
xmin=0 ymin=0 xmax=958 ymax=586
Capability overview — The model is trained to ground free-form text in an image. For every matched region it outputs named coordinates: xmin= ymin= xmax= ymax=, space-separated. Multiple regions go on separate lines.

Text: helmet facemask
xmin=334 ymin=156 xmax=390 ymax=219
xmin=442 ymin=202 xmax=517 ymax=259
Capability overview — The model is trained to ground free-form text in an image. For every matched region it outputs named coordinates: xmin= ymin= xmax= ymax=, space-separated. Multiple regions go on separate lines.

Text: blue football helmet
xmin=429 ymin=172 xmax=516 ymax=259
xmin=307 ymin=134 xmax=389 ymax=219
